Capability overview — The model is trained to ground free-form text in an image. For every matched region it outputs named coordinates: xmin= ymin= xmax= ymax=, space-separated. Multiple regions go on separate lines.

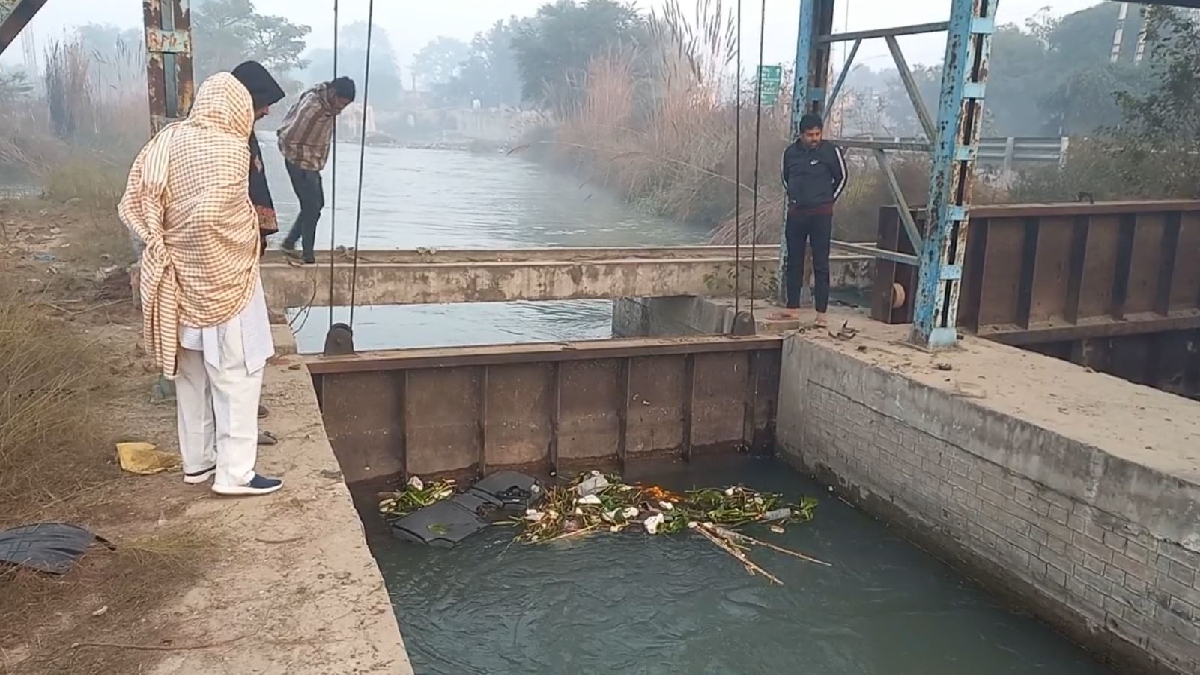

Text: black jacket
xmin=231 ymin=61 xmax=286 ymax=255
xmin=782 ymin=140 xmax=847 ymax=208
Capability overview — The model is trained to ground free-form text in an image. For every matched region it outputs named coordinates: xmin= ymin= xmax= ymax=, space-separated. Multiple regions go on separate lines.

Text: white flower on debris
xmin=724 ymin=487 xmax=735 ymax=497
xmin=658 ymin=501 xmax=674 ymax=511
xmin=621 ymin=507 xmax=639 ymax=519
xmin=644 ymin=513 xmax=666 ymax=534
xmin=576 ymin=494 xmax=602 ymax=506
xmin=408 ymin=476 xmax=424 ymax=491
xmin=525 ymin=509 xmax=544 ymax=522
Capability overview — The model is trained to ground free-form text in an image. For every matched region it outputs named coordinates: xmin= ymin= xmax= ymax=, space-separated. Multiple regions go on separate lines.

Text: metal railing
xmin=843 ymin=135 xmax=1069 ymax=168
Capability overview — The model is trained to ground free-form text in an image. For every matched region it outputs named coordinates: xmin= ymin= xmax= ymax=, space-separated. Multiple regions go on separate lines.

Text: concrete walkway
xmin=150 ymin=326 xmax=411 ymax=675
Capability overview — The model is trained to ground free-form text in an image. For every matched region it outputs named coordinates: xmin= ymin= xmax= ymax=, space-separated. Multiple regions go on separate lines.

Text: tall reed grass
xmin=0 ymin=33 xmax=146 ymax=206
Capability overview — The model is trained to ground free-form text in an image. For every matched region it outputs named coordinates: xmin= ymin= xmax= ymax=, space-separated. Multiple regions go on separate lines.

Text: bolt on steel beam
xmin=911 ymin=0 xmax=997 ymax=349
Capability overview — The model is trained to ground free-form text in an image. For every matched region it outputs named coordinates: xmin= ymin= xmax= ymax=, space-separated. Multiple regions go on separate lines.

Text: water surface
xmin=258 ymin=138 xmax=706 ymax=352
xmin=369 ymin=460 xmax=1114 ymax=675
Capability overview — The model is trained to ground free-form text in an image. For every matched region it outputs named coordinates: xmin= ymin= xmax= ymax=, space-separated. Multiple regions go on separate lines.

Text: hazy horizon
xmin=1 ymin=0 xmax=1102 ymax=77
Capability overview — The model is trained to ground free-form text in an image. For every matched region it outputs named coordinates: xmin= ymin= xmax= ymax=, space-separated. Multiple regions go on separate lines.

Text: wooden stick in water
xmin=707 ymin=525 xmax=833 ymax=567
xmin=694 ymin=525 xmax=783 ymax=585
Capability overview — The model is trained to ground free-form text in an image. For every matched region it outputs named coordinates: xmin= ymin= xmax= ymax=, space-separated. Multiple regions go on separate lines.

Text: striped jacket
xmin=277 ymin=83 xmax=337 ymax=171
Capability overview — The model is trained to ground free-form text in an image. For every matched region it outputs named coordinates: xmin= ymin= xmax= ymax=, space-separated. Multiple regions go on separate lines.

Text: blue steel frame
xmin=788 ymin=0 xmax=998 ymax=349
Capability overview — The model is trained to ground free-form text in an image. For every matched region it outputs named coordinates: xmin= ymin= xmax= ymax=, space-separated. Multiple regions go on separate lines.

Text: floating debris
xmin=508 ymin=472 xmax=817 ymax=544
xmin=378 ymin=478 xmax=456 ymax=519
xmin=377 ymin=472 xmax=828 ymax=582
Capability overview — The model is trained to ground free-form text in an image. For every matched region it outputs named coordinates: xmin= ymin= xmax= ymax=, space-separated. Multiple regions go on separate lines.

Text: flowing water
xmin=258 ymin=141 xmax=1114 ymax=674
xmin=259 ymin=136 xmax=707 ymax=352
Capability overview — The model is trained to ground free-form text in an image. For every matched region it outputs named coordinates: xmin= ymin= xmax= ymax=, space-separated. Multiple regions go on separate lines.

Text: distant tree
xmin=412 ymin=36 xmax=471 ymax=89
xmin=192 ymin=0 xmax=311 ymax=80
xmin=509 ymin=0 xmax=649 ymax=108
xmin=434 ymin=19 xmax=526 ymax=107
xmin=304 ymin=21 xmax=403 ymax=106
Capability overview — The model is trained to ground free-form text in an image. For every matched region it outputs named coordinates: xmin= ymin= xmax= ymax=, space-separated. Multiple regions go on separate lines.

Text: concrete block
xmin=775 ymin=334 xmax=1200 ymax=674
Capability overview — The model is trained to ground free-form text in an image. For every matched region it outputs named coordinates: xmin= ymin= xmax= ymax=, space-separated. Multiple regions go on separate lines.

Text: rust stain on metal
xmin=143 ymin=0 xmax=194 ymax=134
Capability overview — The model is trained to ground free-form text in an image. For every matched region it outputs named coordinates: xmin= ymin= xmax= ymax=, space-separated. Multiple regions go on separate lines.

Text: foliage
xmin=510 ymin=0 xmax=651 ymax=111
xmin=434 ymin=19 xmax=526 ymax=107
xmin=849 ymin=2 xmax=1152 ymax=137
xmin=412 ymin=36 xmax=472 ymax=89
xmin=304 ymin=21 xmax=403 ymax=105
xmin=193 ymin=0 xmax=311 ymax=80
xmin=1015 ymin=7 xmax=1200 ymax=200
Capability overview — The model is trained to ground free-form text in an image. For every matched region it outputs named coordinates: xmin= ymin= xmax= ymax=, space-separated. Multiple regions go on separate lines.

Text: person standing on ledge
xmin=276 ymin=76 xmax=356 ymax=264
xmin=774 ymin=113 xmax=847 ymax=327
xmin=119 ymin=72 xmax=283 ymax=497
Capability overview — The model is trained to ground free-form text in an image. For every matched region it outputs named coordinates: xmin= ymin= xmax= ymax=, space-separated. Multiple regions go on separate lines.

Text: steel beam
xmin=818 ymin=22 xmax=950 ymax=43
xmin=781 ymin=0 xmax=836 ymax=306
xmin=912 ymin=0 xmax=997 ymax=348
xmin=0 ymin=0 xmax=47 ymax=55
xmin=825 ymin=38 xmax=861 ymax=114
xmin=143 ymin=0 xmax=194 ymax=134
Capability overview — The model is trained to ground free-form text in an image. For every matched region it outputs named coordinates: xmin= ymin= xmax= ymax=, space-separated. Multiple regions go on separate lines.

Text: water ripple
xmin=369 ymin=460 xmax=1116 ymax=675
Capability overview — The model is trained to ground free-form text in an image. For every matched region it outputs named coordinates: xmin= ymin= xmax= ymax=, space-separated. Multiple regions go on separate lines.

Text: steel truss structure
xmin=786 ymin=0 xmax=998 ymax=348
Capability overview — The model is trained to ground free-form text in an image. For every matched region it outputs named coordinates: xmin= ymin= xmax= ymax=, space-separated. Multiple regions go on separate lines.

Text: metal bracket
xmin=322 ymin=323 xmax=356 ymax=356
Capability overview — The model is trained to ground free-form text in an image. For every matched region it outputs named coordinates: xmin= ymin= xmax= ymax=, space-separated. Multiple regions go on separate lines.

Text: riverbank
xmin=0 ymin=199 xmax=409 ymax=674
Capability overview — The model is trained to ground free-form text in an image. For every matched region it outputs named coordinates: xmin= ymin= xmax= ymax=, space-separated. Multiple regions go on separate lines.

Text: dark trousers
xmin=283 ymin=161 xmax=324 ymax=259
xmin=784 ymin=209 xmax=833 ymax=312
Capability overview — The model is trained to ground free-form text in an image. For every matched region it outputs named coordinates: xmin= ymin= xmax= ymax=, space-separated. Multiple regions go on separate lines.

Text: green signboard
xmin=757 ymin=65 xmax=782 ymax=106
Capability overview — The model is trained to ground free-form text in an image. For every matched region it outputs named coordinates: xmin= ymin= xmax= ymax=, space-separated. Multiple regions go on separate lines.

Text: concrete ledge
xmin=777 ymin=324 xmax=1200 ymax=674
xmin=151 ymin=326 xmax=412 ymax=674
xmin=259 ymin=247 xmax=872 ymax=313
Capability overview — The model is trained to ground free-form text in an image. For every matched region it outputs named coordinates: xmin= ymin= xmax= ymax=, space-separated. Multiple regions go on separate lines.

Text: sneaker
xmin=301 ymin=254 xmax=316 ymax=265
xmin=183 ymin=466 xmax=215 ymax=485
xmin=211 ymin=473 xmax=283 ymax=496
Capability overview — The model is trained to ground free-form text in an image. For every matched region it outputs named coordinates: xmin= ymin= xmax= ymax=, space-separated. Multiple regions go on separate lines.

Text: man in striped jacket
xmin=276 ymin=76 xmax=356 ymax=264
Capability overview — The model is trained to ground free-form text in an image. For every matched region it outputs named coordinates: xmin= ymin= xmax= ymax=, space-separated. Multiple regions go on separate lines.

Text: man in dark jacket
xmin=775 ymin=113 xmax=847 ymax=326
xmin=231 ymin=61 xmax=286 ymax=257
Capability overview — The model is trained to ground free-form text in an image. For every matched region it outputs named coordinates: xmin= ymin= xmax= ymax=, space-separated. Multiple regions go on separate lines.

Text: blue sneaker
xmin=211 ymin=474 xmax=283 ymax=496
xmin=183 ymin=466 xmax=215 ymax=485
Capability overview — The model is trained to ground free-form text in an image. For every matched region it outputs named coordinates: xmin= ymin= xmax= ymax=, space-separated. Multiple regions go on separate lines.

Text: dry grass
xmin=0 ymin=281 xmax=104 ymax=513
xmin=0 ymin=199 xmax=206 ymax=675
xmin=1 ymin=35 xmax=144 ymax=203
xmin=0 ymin=525 xmax=215 ymax=675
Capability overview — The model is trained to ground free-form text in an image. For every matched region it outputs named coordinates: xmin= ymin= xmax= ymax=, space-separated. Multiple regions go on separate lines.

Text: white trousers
xmin=175 ymin=318 xmax=263 ymax=488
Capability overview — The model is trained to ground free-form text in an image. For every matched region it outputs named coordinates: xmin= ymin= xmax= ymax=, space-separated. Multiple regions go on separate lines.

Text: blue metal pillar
xmin=779 ymin=0 xmax=835 ymax=306
xmin=911 ymin=0 xmax=997 ymax=348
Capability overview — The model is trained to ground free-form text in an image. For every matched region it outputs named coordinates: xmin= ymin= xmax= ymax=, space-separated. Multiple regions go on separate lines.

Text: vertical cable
xmin=749 ymin=0 xmax=768 ymax=320
xmin=734 ymin=0 xmax=743 ymax=319
xmin=326 ymin=0 xmax=339 ymax=330
xmin=347 ymin=0 xmax=375 ymax=328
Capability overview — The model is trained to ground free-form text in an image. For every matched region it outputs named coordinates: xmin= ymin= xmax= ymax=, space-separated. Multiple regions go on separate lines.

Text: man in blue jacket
xmin=775 ymin=113 xmax=847 ymax=327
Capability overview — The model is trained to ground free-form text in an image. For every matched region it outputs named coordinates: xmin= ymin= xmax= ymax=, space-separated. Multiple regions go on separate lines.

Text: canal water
xmin=259 ymin=136 xmax=705 ymax=352
xmin=259 ymin=142 xmax=1114 ymax=674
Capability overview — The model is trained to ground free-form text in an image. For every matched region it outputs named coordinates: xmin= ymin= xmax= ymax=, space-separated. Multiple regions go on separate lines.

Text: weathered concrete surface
xmin=776 ymin=320 xmax=1200 ymax=675
xmin=150 ymin=326 xmax=412 ymax=675
xmin=259 ymin=246 xmax=822 ymax=313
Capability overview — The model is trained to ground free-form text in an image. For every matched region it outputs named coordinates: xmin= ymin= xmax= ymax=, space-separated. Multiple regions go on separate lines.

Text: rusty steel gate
xmin=306 ymin=337 xmax=782 ymax=484
xmin=874 ymin=201 xmax=1200 ymax=397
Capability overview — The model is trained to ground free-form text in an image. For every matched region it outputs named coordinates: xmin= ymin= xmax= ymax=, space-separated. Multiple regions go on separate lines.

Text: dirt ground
xmin=0 ymin=199 xmax=410 ymax=674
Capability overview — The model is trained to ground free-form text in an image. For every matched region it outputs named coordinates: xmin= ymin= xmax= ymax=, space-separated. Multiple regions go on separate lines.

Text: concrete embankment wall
xmin=776 ymin=335 xmax=1200 ymax=674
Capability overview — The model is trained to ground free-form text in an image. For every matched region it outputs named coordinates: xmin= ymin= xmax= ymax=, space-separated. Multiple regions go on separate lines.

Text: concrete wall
xmin=777 ymin=336 xmax=1200 ymax=674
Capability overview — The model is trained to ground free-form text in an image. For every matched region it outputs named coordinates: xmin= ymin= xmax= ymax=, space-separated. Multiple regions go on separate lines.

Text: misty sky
xmin=4 ymin=0 xmax=1102 ymax=74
